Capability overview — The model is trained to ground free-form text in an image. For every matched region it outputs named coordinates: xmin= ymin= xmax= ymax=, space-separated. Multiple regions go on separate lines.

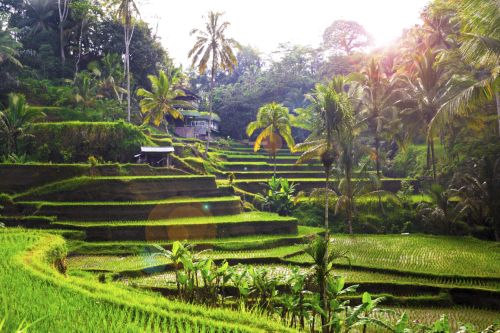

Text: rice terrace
xmin=0 ymin=0 xmax=499 ymax=332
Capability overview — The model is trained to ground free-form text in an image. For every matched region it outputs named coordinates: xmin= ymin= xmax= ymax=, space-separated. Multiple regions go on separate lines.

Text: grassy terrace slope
xmin=14 ymin=175 xmax=221 ymax=202
xmin=68 ymin=226 xmax=324 ymax=255
xmin=53 ymin=212 xmax=298 ymax=242
xmin=288 ymin=234 xmax=500 ymax=278
xmin=21 ymin=196 xmax=242 ymax=221
xmin=0 ymin=229 xmax=295 ymax=333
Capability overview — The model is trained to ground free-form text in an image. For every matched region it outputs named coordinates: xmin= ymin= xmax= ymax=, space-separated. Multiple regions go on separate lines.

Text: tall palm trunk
xmin=59 ymin=24 xmax=65 ymax=65
xmin=344 ymin=143 xmax=354 ymax=234
xmin=273 ymin=151 xmax=277 ymax=177
xmin=321 ymin=163 xmax=331 ymax=333
xmin=346 ymin=166 xmax=354 ymax=234
xmin=375 ymin=136 xmax=381 ymax=177
xmin=430 ymin=136 xmax=437 ymax=181
xmin=496 ymin=91 xmax=500 ymax=136
xmin=58 ymin=0 xmax=69 ymax=66
xmin=125 ymin=26 xmax=131 ymax=122
xmin=206 ymin=48 xmax=216 ymax=154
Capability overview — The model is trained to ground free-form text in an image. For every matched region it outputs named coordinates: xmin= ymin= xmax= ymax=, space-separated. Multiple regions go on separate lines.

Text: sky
xmin=140 ymin=0 xmax=430 ymax=67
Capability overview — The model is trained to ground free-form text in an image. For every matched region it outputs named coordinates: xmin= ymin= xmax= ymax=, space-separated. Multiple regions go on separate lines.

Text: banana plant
xmin=228 ymin=265 xmax=250 ymax=310
xmin=153 ymin=241 xmax=192 ymax=295
xmin=248 ymin=266 xmax=279 ymax=312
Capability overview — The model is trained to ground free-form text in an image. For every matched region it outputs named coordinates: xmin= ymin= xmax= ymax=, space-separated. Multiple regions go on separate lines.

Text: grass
xmin=0 ymin=229 xmax=296 ymax=333
xmin=54 ymin=211 xmax=297 ymax=227
xmin=14 ymin=175 xmax=216 ymax=200
xmin=225 ymin=155 xmax=300 ymax=160
xmin=122 ymin=263 xmax=500 ymax=292
xmin=68 ymin=226 xmax=324 ymax=255
xmin=287 ymin=234 xmax=500 ymax=278
xmin=68 ymin=254 xmax=171 ymax=272
xmin=68 ymin=245 xmax=304 ymax=273
xmin=383 ymin=307 xmax=500 ymax=331
xmin=132 ymin=263 xmax=497 ymax=290
xmin=22 ymin=196 xmax=240 ymax=207
xmin=222 ymin=162 xmax=320 ymax=166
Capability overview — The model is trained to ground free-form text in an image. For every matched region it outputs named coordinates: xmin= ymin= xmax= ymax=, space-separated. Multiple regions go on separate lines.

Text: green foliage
xmin=0 ymin=93 xmax=45 ymax=156
xmin=246 ymin=102 xmax=295 ymax=157
xmin=137 ymin=71 xmax=189 ymax=127
xmin=0 ymin=229 xmax=293 ymax=332
xmin=23 ymin=121 xmax=152 ymax=162
xmin=259 ymin=177 xmax=297 ymax=216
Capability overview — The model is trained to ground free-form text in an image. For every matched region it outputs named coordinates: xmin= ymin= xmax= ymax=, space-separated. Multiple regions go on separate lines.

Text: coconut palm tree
xmin=295 ymin=76 xmax=354 ymax=237
xmin=188 ymin=11 xmax=239 ymax=152
xmin=0 ymin=94 xmax=45 ymax=155
xmin=246 ymin=102 xmax=295 ymax=176
xmin=430 ymin=0 xmax=499 ymax=136
xmin=57 ymin=0 xmax=71 ymax=64
xmin=354 ymin=58 xmax=399 ymax=177
xmin=108 ymin=0 xmax=140 ymax=122
xmin=0 ymin=19 xmax=21 ymax=67
xmin=398 ymin=49 xmax=448 ymax=181
xmin=137 ymin=71 xmax=191 ymax=131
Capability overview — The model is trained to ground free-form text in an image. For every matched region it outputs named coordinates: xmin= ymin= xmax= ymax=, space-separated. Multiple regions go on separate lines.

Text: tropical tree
xmin=398 ymin=48 xmax=448 ymax=181
xmin=188 ymin=11 xmax=239 ymax=151
xmin=295 ymin=76 xmax=354 ymax=237
xmin=246 ymin=102 xmax=295 ymax=176
xmin=354 ymin=58 xmax=399 ymax=177
xmin=303 ymin=236 xmax=351 ymax=333
xmin=88 ymin=53 xmax=126 ymax=101
xmin=455 ymin=157 xmax=500 ymax=241
xmin=72 ymin=69 xmax=103 ymax=109
xmin=430 ymin=0 xmax=499 ymax=136
xmin=417 ymin=183 xmax=463 ymax=235
xmin=108 ymin=0 xmax=140 ymax=122
xmin=57 ymin=0 xmax=71 ymax=64
xmin=0 ymin=15 xmax=21 ymax=67
xmin=322 ymin=20 xmax=372 ymax=55
xmin=137 ymin=71 xmax=191 ymax=131
xmin=0 ymin=94 xmax=45 ymax=155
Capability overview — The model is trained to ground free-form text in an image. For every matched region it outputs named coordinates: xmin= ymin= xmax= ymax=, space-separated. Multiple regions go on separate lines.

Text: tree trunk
xmin=346 ymin=161 xmax=353 ymax=234
xmin=59 ymin=23 xmax=65 ymax=65
xmin=496 ymin=91 xmax=500 ymax=136
xmin=74 ymin=18 xmax=85 ymax=79
xmin=375 ymin=136 xmax=381 ymax=177
xmin=430 ymin=136 xmax=437 ymax=181
xmin=125 ymin=29 xmax=131 ymax=122
xmin=58 ymin=0 xmax=69 ymax=65
xmin=273 ymin=151 xmax=277 ymax=178
xmin=205 ymin=52 xmax=216 ymax=154
xmin=322 ymin=165 xmax=330 ymax=333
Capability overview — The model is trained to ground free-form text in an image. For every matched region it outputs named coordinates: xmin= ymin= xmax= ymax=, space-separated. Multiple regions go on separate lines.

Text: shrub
xmin=23 ymin=121 xmax=153 ymax=163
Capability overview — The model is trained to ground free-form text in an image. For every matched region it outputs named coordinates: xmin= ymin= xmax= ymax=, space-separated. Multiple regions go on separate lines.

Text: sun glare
xmin=141 ymin=0 xmax=429 ymax=65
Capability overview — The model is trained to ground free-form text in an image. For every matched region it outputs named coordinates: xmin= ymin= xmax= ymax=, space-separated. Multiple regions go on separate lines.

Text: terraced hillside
xmin=1 ymin=144 xmax=499 ymax=330
xmin=5 ymin=171 xmax=298 ymax=242
xmin=215 ymin=144 xmax=416 ymax=194
xmin=0 ymin=229 xmax=295 ymax=332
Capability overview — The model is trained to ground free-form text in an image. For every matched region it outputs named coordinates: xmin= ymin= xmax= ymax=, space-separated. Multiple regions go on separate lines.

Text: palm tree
xmin=108 ymin=0 xmax=140 ymax=122
xmin=0 ymin=94 xmax=45 ymax=155
xmin=246 ymin=102 xmax=295 ymax=176
xmin=24 ymin=0 xmax=56 ymax=35
xmin=430 ymin=0 xmax=499 ymax=136
xmin=295 ymin=76 xmax=354 ymax=238
xmin=398 ymin=49 xmax=448 ymax=181
xmin=57 ymin=0 xmax=71 ymax=64
xmin=354 ymin=58 xmax=399 ymax=177
xmin=188 ymin=11 xmax=239 ymax=152
xmin=137 ymin=71 xmax=191 ymax=131
xmin=88 ymin=53 xmax=126 ymax=101
xmin=0 ymin=18 xmax=21 ymax=67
